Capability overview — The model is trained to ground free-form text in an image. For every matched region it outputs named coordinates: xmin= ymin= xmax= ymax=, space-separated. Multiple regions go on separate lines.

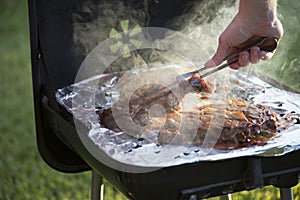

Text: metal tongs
xmin=158 ymin=36 xmax=278 ymax=91
xmin=181 ymin=36 xmax=278 ymax=79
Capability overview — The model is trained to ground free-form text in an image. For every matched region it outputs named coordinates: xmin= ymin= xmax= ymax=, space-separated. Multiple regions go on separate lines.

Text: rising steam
xmin=72 ymin=0 xmax=237 ymax=73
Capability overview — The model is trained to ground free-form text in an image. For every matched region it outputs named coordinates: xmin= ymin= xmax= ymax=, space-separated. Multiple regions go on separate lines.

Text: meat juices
xmin=97 ymin=74 xmax=282 ymax=150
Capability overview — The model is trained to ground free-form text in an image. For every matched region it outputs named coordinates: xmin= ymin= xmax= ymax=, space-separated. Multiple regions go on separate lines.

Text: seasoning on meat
xmin=97 ymin=74 xmax=285 ymax=150
xmin=187 ymin=74 xmax=212 ymax=93
xmin=157 ymin=100 xmax=279 ymax=150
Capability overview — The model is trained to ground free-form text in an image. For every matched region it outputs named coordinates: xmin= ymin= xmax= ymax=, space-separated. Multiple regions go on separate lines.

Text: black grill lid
xmin=28 ymin=0 xmax=300 ymax=199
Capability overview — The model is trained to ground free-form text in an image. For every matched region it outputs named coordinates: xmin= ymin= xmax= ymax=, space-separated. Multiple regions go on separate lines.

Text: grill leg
xmin=91 ymin=170 xmax=104 ymax=200
xmin=219 ymin=194 xmax=232 ymax=200
xmin=280 ymin=188 xmax=293 ymax=200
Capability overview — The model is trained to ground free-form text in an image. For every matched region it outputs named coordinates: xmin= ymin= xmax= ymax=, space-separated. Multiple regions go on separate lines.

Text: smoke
xmin=168 ymin=0 xmax=237 ymax=53
xmin=73 ymin=0 xmax=149 ymax=54
xmin=72 ymin=0 xmax=237 ymax=73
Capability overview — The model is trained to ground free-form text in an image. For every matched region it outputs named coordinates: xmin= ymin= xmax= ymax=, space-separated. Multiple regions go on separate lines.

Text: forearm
xmin=238 ymin=0 xmax=278 ymax=24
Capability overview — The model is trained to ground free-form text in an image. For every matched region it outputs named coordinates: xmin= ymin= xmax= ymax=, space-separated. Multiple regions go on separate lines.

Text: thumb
xmin=204 ymin=42 xmax=229 ymax=68
xmin=204 ymin=15 xmax=250 ymax=68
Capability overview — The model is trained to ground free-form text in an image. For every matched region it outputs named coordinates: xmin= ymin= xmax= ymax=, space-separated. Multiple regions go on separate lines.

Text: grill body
xmin=28 ymin=0 xmax=300 ymax=199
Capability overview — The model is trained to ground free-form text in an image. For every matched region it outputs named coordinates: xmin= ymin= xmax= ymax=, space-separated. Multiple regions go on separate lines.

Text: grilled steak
xmin=156 ymin=100 xmax=278 ymax=150
xmin=97 ymin=74 xmax=282 ymax=150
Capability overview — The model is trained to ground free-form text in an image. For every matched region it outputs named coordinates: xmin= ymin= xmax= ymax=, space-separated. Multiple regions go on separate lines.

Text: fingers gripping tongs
xmin=159 ymin=37 xmax=278 ymax=91
xmin=182 ymin=36 xmax=278 ymax=79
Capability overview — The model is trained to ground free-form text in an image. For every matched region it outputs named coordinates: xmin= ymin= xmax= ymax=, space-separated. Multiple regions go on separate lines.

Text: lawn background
xmin=0 ymin=0 xmax=299 ymax=199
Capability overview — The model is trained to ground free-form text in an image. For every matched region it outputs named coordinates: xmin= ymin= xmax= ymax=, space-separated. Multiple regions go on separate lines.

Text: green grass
xmin=250 ymin=0 xmax=300 ymax=93
xmin=0 ymin=0 xmax=299 ymax=200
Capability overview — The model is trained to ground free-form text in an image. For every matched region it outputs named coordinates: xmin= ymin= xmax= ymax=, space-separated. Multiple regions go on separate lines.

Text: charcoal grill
xmin=28 ymin=0 xmax=300 ymax=199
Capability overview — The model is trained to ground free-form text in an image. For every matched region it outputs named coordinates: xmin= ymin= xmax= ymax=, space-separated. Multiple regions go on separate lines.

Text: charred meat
xmin=97 ymin=74 xmax=284 ymax=150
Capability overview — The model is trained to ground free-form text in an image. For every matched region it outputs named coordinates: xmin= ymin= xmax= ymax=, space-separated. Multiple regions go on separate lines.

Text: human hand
xmin=204 ymin=0 xmax=283 ymax=69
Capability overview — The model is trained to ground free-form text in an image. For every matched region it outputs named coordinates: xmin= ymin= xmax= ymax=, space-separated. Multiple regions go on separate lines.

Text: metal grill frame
xmin=28 ymin=0 xmax=300 ymax=199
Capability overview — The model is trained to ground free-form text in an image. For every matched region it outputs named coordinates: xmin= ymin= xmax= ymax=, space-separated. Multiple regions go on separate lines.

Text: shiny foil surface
xmin=56 ymin=66 xmax=300 ymax=167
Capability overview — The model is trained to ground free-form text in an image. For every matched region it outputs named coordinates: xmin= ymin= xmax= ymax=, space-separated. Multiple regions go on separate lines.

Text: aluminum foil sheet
xmin=56 ymin=66 xmax=300 ymax=168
